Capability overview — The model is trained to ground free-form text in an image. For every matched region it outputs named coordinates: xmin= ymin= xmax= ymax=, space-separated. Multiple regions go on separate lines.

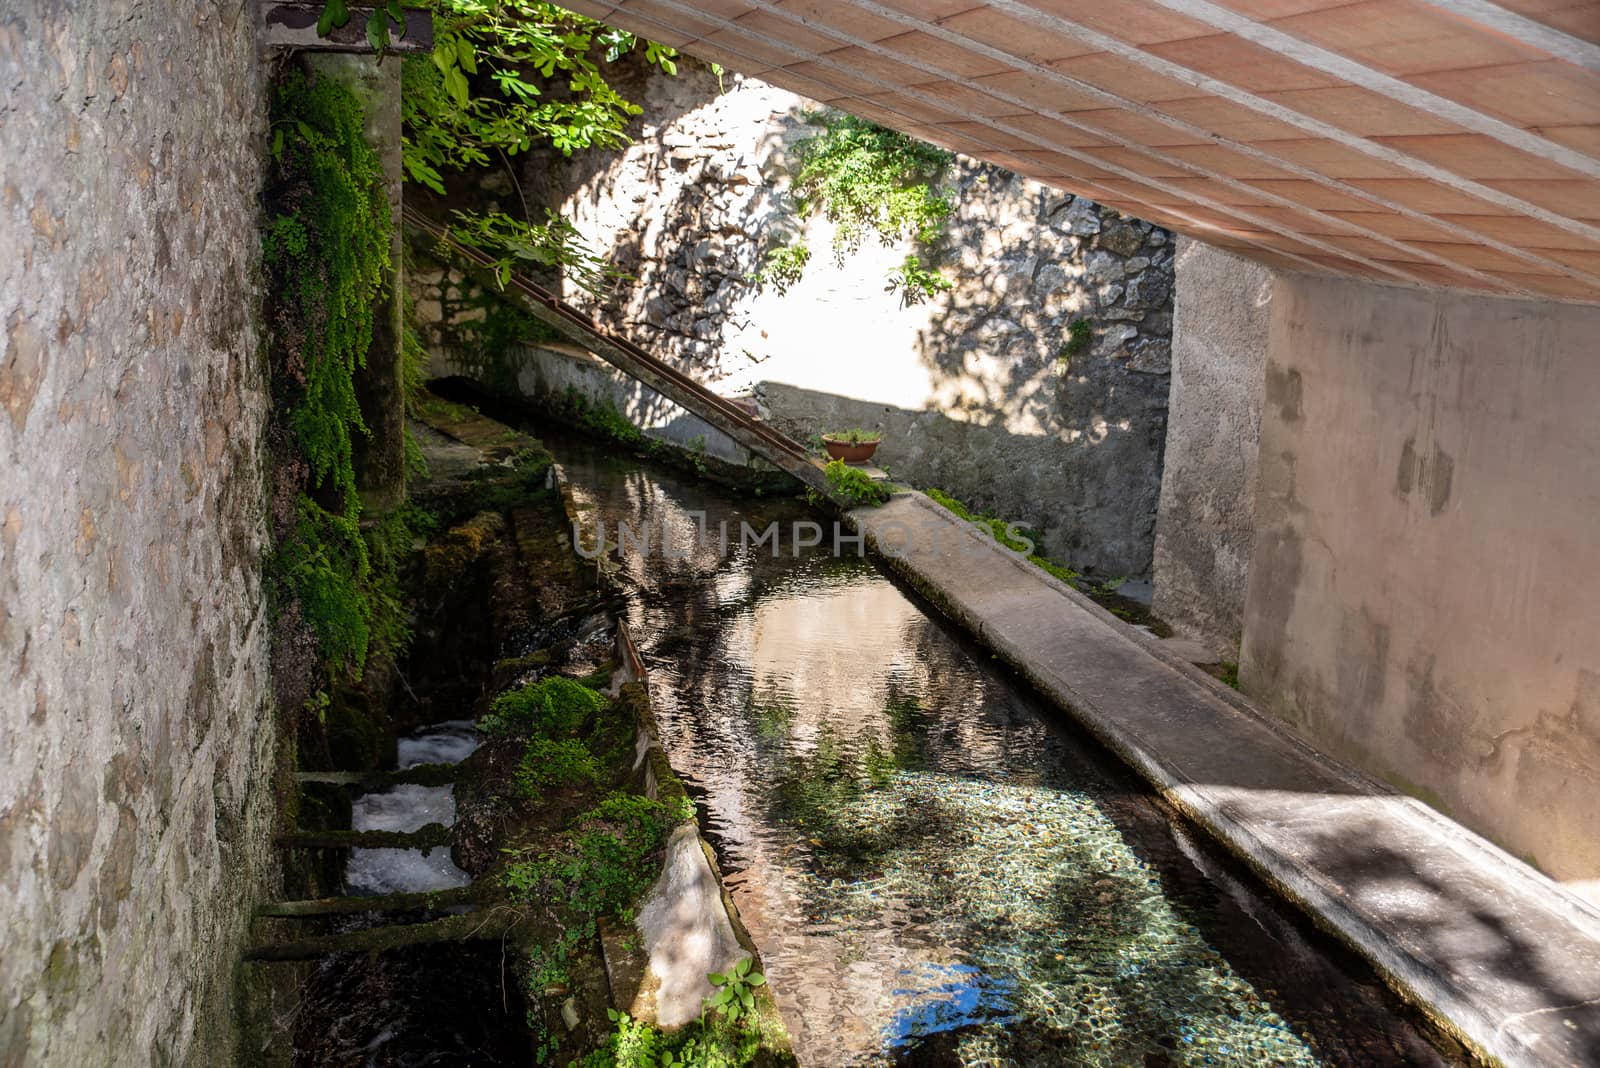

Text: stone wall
xmin=0 ymin=4 xmax=276 ymax=1063
xmin=1151 ymin=240 xmax=1274 ymax=656
xmin=1241 ymin=274 xmax=1600 ymax=903
xmin=430 ymin=59 xmax=1176 ymax=578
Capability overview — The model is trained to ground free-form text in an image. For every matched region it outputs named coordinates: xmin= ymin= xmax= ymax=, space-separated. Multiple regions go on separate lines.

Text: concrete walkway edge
xmin=846 ymin=490 xmax=1600 ymax=1068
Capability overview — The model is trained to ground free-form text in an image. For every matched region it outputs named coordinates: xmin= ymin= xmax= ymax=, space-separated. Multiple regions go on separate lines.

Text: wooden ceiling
xmin=562 ymin=0 xmax=1600 ymax=304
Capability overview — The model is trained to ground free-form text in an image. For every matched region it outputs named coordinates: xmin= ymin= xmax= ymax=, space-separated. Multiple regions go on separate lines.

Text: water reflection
xmin=548 ymin=431 xmax=1455 ymax=1068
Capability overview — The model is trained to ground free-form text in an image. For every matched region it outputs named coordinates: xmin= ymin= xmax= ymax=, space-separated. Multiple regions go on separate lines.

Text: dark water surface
xmin=548 ymin=429 xmax=1462 ymax=1068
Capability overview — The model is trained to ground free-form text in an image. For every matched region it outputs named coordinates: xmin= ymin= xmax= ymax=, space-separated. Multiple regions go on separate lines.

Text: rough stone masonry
xmin=414 ymin=57 xmax=1177 ymax=578
xmin=0 ymin=3 xmax=277 ymax=1064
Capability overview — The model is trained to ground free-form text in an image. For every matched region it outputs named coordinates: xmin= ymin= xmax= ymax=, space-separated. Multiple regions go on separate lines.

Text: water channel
xmin=292 ymin=723 xmax=532 ymax=1067
xmin=547 ymin=427 xmax=1460 ymax=1068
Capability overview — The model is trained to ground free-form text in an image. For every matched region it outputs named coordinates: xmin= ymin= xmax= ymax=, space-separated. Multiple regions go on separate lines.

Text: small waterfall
xmin=345 ymin=721 xmax=481 ymax=897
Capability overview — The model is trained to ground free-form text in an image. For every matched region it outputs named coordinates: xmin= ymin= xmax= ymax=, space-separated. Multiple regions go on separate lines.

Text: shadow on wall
xmin=522 ymin=56 xmax=815 ymax=375
xmin=460 ymin=55 xmax=1179 ymax=578
xmin=896 ymin=166 xmax=1174 ymax=578
xmin=757 ymin=380 xmax=1154 ymax=579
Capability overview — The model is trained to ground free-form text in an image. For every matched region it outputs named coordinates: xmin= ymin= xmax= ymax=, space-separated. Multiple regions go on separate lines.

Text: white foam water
xmin=397 ymin=719 xmax=480 ymax=768
xmin=346 ymin=722 xmax=483 ymax=895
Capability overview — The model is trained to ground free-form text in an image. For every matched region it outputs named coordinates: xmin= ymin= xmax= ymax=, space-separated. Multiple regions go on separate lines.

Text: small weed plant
xmin=582 ymin=956 xmax=775 ymax=1067
xmin=1060 ymin=318 xmax=1093 ymax=361
xmin=824 ymin=460 xmax=890 ymax=507
xmin=706 ymin=957 xmax=767 ymax=1024
xmin=515 ymin=737 xmax=602 ymax=794
xmin=822 ymin=428 xmax=882 ymax=444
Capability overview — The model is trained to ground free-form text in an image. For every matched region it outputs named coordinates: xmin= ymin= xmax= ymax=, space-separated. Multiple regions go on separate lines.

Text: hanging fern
xmin=264 ymin=69 xmax=405 ymax=678
xmin=771 ymin=112 xmax=955 ymax=305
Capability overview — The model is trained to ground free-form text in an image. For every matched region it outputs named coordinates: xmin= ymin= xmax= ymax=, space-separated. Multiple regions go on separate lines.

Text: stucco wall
xmin=1241 ymin=274 xmax=1600 ymax=901
xmin=0 ymin=3 xmax=276 ymax=1062
xmin=1151 ymin=239 xmax=1274 ymax=655
xmin=490 ymin=60 xmax=1176 ymax=578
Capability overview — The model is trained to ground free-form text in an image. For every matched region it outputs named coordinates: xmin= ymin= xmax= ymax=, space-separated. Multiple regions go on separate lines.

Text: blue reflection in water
xmin=885 ymin=962 xmax=1020 ymax=1052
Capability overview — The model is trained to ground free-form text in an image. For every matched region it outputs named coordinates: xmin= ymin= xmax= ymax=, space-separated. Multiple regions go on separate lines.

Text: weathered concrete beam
xmin=255 ymin=885 xmax=477 ymax=918
xmin=293 ymin=762 xmax=458 ymax=790
xmin=262 ymin=3 xmax=434 ymax=54
xmin=245 ymin=907 xmax=521 ymax=961
xmin=273 ymin=823 xmax=451 ymax=852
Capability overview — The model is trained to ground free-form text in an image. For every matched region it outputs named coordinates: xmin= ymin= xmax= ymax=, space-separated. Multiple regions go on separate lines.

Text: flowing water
xmin=345 ymin=721 xmax=480 ymax=897
xmin=294 ymin=723 xmax=533 ymax=1067
xmin=547 ymin=429 xmax=1460 ymax=1068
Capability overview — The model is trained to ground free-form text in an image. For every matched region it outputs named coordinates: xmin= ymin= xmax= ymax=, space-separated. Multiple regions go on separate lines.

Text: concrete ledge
xmin=846 ymin=491 xmax=1600 ymax=1068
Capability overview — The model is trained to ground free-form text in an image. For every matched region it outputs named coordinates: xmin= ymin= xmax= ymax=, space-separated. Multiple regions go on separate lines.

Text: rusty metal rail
xmin=402 ymin=205 xmax=821 ymax=483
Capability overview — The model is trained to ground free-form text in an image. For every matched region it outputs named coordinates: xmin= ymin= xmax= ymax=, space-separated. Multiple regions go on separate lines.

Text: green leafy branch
xmin=885 ymin=253 xmax=952 ymax=308
xmin=764 ymin=112 xmax=954 ymax=303
xmin=315 ymin=0 xmax=412 ymax=55
xmin=316 ymin=1 xmax=677 ymax=297
xmin=445 ymin=207 xmax=622 ymax=293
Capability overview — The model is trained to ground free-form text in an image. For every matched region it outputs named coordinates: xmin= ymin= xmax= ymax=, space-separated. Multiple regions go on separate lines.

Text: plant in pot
xmin=820 ymin=428 xmax=883 ymax=463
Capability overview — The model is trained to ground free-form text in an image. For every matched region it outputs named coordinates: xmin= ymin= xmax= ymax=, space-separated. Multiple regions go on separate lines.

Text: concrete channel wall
xmin=1240 ymin=275 xmax=1600 ymax=904
xmin=1155 ymin=249 xmax=1600 ymax=904
xmin=468 ymin=340 xmax=763 ymax=469
xmin=1151 ymin=240 xmax=1273 ymax=658
xmin=0 ymin=3 xmax=278 ymax=1063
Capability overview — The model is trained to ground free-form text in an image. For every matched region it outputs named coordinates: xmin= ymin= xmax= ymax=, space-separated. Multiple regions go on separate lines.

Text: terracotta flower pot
xmin=822 ymin=437 xmax=881 ymax=463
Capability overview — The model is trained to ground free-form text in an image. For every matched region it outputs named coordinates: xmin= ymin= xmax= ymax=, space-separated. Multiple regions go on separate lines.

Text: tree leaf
xmin=316 ymin=0 xmax=349 ymax=37
xmin=365 ymin=9 xmax=388 ymax=53
xmin=747 ymin=972 xmax=766 ymax=986
xmin=455 ymin=36 xmax=477 ymax=75
xmin=735 ymin=956 xmax=752 ymax=977
xmin=444 ymin=66 xmax=470 ymax=108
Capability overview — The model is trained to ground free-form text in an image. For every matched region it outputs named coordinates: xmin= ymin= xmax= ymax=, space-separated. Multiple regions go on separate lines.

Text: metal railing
xmin=401 ymin=205 xmax=816 ymax=471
